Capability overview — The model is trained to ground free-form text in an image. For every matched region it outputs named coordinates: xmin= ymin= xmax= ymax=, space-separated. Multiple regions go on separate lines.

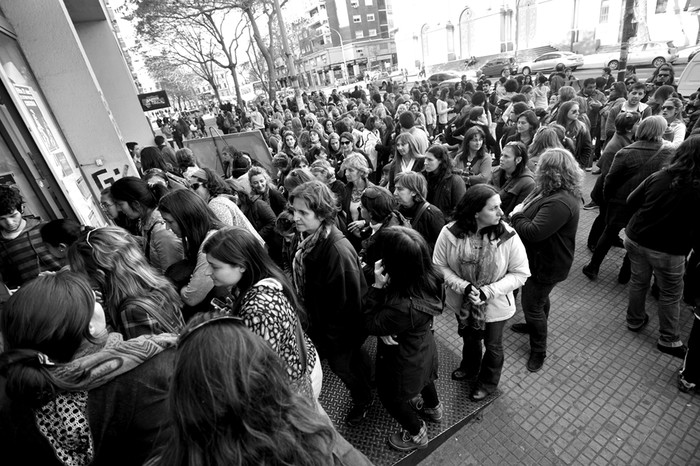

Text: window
xmin=355 ymin=31 xmax=364 ymax=39
xmin=655 ymin=0 xmax=668 ymax=13
xmin=353 ymin=15 xmax=362 ymax=23
xmin=350 ymin=0 xmax=359 ymax=7
xmin=368 ymin=28 xmax=377 ymax=37
xmin=599 ymin=0 xmax=609 ymax=23
xmin=366 ymin=0 xmax=373 ymax=4
xmin=367 ymin=13 xmax=375 ymax=21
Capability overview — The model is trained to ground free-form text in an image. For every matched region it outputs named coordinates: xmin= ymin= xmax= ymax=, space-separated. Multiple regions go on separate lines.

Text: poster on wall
xmin=14 ymin=84 xmax=59 ymax=152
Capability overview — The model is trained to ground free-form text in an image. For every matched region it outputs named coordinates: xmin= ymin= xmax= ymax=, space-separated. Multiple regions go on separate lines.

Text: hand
xmin=347 ymin=219 xmax=366 ymax=233
xmin=380 ymin=335 xmax=399 ymax=346
xmin=468 ymin=288 xmax=484 ymax=305
xmin=511 ymin=203 xmax=524 ymax=215
xmin=374 ymin=259 xmax=390 ymax=288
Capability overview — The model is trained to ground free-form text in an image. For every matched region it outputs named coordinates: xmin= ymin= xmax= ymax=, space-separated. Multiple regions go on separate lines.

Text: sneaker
xmin=585 ymin=167 xmax=592 ymax=172
xmin=582 ymin=264 xmax=598 ymax=280
xmin=583 ymin=201 xmax=598 ymax=210
xmin=409 ymin=396 xmax=444 ymax=422
xmin=627 ymin=314 xmax=649 ymax=332
xmin=388 ymin=421 xmax=428 ymax=451
xmin=678 ymin=372 xmax=696 ymax=393
xmin=345 ymin=401 xmax=372 ymax=426
xmin=657 ymin=343 xmax=688 ymax=359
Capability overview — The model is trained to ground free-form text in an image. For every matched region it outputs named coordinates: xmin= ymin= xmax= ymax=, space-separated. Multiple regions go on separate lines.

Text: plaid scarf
xmin=34 ymin=332 xmax=176 ymax=466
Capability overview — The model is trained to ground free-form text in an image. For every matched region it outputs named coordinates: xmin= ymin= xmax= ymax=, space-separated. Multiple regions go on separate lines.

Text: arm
xmin=467 ymin=154 xmax=494 ymax=185
xmin=626 ymin=174 xmax=650 ymax=213
xmin=603 ymin=150 xmax=627 ymax=201
xmin=432 ymin=227 xmax=471 ymax=293
xmin=150 ymin=228 xmax=184 ymax=273
xmin=363 ymin=287 xmax=416 ymax=336
xmin=180 ymin=248 xmax=214 ymax=306
xmin=480 ymin=234 xmax=531 ymax=300
xmin=510 ymin=197 xmax=576 ymax=243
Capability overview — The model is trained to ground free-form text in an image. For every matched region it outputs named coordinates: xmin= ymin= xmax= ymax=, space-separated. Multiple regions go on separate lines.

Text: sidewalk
xmin=421 ymin=172 xmax=700 ymax=465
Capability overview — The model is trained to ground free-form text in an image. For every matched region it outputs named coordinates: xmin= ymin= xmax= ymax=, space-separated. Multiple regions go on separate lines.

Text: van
xmin=677 ymin=52 xmax=700 ymax=97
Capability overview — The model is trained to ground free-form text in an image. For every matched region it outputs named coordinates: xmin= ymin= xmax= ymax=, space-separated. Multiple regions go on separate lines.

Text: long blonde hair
xmin=67 ymin=226 xmax=183 ymax=333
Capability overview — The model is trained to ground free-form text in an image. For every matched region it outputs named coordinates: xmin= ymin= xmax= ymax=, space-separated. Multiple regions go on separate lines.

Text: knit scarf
xmin=292 ymin=225 xmax=330 ymax=302
xmin=35 ymin=332 xmax=177 ymax=466
xmin=456 ymin=233 xmax=501 ymax=333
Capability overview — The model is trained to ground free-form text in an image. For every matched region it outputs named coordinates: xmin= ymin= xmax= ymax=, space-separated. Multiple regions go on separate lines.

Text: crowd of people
xmin=0 ymin=60 xmax=699 ymax=464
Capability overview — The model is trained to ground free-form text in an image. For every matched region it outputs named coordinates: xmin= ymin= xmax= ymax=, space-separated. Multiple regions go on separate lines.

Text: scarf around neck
xmin=292 ymin=225 xmax=330 ymax=301
xmin=35 ymin=332 xmax=177 ymax=466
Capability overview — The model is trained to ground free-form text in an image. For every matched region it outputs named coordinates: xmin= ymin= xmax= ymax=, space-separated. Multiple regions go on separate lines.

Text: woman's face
xmin=475 ymin=194 xmax=503 ymax=229
xmin=499 ymin=147 xmax=521 ymax=175
xmin=566 ymin=104 xmax=580 ymax=122
xmin=424 ymin=152 xmax=440 ymax=173
xmin=516 ymin=116 xmax=531 ymax=134
xmin=421 ymin=95 xmax=428 ymax=104
xmin=345 ymin=166 xmax=360 ymax=183
xmin=310 ymin=131 xmax=320 ymax=144
xmin=285 ymin=134 xmax=296 ymax=148
xmin=161 ymin=211 xmax=182 ymax=238
xmin=395 ymin=185 xmax=416 ymax=207
xmin=396 ymin=140 xmax=409 ymax=156
xmin=468 ymin=134 xmax=484 ymax=152
xmin=115 ymin=200 xmax=141 ymax=220
xmin=100 ymin=195 xmax=119 ymax=220
xmin=292 ymin=198 xmax=322 ymax=234
xmin=206 ymin=255 xmax=245 ymax=288
xmin=191 ymin=181 xmax=210 ymax=202
xmin=661 ymin=100 xmax=677 ymax=122
xmin=410 ymin=103 xmax=420 ymax=113
xmin=340 ymin=138 xmax=354 ymax=155
xmin=329 ymin=137 xmax=340 ymax=151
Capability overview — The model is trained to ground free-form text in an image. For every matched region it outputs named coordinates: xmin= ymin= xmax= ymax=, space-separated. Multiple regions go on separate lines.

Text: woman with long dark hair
xmin=510 ymin=148 xmax=583 ymax=372
xmin=365 ymin=227 xmax=444 ymax=451
xmin=624 ymin=136 xmax=700 ymax=360
xmin=491 ymin=141 xmax=535 ymax=216
xmin=159 ymin=190 xmax=225 ymax=310
xmin=506 ymin=110 xmax=539 ymax=147
xmin=423 ymin=145 xmax=466 ymax=221
xmin=110 ymin=176 xmax=183 ymax=273
xmin=203 ymin=227 xmax=321 ymax=399
xmin=0 ymin=271 xmax=176 ymax=466
xmin=555 ymin=100 xmax=593 ymax=168
xmin=68 ymin=226 xmax=184 ymax=338
xmin=454 ymin=126 xmax=494 ymax=187
xmin=433 ymin=184 xmax=530 ymax=397
xmin=388 ymin=132 xmax=425 ymax=193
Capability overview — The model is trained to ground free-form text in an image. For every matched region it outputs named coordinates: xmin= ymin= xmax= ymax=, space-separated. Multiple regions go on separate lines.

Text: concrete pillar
xmin=0 ymin=0 xmax=138 ymax=199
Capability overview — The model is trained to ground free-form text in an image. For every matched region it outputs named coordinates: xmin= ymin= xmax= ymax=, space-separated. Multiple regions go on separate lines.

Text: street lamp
xmin=326 ymin=26 xmax=349 ymax=84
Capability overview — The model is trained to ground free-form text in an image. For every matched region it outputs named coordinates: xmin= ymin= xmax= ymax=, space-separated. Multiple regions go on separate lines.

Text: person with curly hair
xmin=509 ymin=148 xmax=584 ymax=372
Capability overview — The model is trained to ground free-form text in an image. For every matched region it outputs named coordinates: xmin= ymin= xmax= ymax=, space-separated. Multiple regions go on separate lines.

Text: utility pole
xmin=617 ymin=0 xmax=636 ymax=82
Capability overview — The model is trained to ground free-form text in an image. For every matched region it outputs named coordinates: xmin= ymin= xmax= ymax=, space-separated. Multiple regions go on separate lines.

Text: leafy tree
xmin=144 ymin=53 xmax=202 ymax=109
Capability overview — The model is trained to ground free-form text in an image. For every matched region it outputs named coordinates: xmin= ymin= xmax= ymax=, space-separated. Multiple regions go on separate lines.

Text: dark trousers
xmin=588 ymin=221 xmax=626 ymax=271
xmin=460 ymin=320 xmax=507 ymax=392
xmin=326 ymin=344 xmax=373 ymax=406
xmin=587 ymin=203 xmax=608 ymax=249
xmin=380 ymin=382 xmax=438 ymax=435
xmin=681 ymin=315 xmax=700 ymax=385
xmin=521 ymin=278 xmax=558 ymax=354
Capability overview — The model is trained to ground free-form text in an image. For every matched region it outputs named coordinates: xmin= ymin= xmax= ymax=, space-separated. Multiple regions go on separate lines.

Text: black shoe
xmin=617 ymin=262 xmax=631 ymax=284
xmin=345 ymin=401 xmax=372 ymax=426
xmin=587 ymin=244 xmax=596 ymax=253
xmin=451 ymin=368 xmax=478 ymax=381
xmin=582 ymin=264 xmax=598 ymax=280
xmin=657 ymin=344 xmax=688 ymax=359
xmin=583 ymin=201 xmax=598 ymax=210
xmin=527 ymin=352 xmax=545 ymax=372
xmin=627 ymin=314 xmax=649 ymax=332
xmin=511 ymin=323 xmax=530 ymax=334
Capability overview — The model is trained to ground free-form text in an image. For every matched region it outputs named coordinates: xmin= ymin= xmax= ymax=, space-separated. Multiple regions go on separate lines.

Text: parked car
xmin=427 ymin=71 xmax=461 ymax=87
xmin=520 ymin=51 xmax=584 ymax=75
xmin=478 ymin=56 xmax=519 ymax=78
xmin=677 ymin=51 xmax=700 ymax=97
xmin=593 ymin=41 xmax=678 ymax=69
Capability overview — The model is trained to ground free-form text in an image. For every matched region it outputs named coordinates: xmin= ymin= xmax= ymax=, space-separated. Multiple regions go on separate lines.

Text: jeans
xmin=625 ymin=238 xmax=685 ymax=346
xmin=326 ymin=344 xmax=373 ymax=406
xmin=460 ymin=320 xmax=507 ymax=392
xmin=521 ymin=278 xmax=558 ymax=354
xmin=380 ymin=382 xmax=439 ymax=435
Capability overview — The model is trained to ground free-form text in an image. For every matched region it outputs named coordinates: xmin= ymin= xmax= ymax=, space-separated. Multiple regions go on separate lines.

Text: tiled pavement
xmin=420 ymin=173 xmax=700 ymax=465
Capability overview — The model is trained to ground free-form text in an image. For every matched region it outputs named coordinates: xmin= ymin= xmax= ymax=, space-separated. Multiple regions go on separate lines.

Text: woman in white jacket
xmin=433 ymin=184 xmax=530 ymax=401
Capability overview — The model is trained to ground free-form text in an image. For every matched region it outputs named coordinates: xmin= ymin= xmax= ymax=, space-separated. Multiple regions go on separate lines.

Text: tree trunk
xmin=228 ymin=64 xmax=244 ymax=108
xmin=244 ymin=7 xmax=277 ymax=102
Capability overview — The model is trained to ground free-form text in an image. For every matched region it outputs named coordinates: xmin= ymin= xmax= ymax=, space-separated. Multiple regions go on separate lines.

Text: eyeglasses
xmin=657 ymin=73 xmax=670 ymax=78
xmin=341 ymin=140 xmax=352 ymax=145
xmin=178 ymin=311 xmax=245 ymax=345
xmin=190 ymin=182 xmax=202 ymax=191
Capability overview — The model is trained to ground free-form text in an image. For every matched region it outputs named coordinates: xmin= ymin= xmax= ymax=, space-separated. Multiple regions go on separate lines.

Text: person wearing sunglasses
xmin=289 ymin=180 xmax=373 ymax=427
xmin=0 ymin=271 xmax=177 ymax=466
xmin=660 ymin=97 xmax=685 ymax=150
